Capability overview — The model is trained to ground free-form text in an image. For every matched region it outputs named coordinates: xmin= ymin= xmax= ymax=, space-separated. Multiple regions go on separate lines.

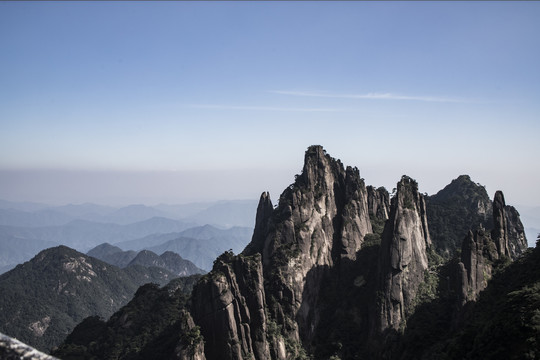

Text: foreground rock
xmin=0 ymin=332 xmax=59 ymax=360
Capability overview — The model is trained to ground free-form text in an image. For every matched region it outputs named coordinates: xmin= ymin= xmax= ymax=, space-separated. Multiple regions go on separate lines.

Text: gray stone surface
xmin=0 ymin=332 xmax=59 ymax=360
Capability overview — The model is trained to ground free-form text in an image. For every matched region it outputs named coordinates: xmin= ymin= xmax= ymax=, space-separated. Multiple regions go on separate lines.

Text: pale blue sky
xmin=1 ymin=1 xmax=539 ymax=207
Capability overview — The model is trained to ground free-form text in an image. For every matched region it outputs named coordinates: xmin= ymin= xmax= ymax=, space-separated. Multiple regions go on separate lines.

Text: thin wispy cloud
xmin=270 ymin=90 xmax=470 ymax=103
xmin=186 ymin=104 xmax=345 ymax=112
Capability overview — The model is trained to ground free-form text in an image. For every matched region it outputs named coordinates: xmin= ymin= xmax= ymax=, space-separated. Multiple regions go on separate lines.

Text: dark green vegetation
xmin=312 ymin=243 xmax=381 ymax=359
xmin=0 ymin=246 xmax=176 ymax=352
xmin=429 ymin=237 xmax=540 ymax=360
xmin=391 ymin=236 xmax=540 ymax=360
xmin=52 ymin=275 xmax=202 ymax=360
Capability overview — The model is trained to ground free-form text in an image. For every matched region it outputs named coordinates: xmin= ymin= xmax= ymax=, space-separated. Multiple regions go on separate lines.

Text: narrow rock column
xmin=377 ymin=176 xmax=431 ymax=332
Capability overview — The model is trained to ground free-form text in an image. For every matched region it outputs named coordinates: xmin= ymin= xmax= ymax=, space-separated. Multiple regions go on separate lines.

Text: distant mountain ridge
xmin=114 ymin=225 xmax=253 ymax=271
xmin=0 ymin=236 xmax=58 ymax=274
xmin=0 ymin=200 xmax=257 ymax=274
xmin=0 ymin=217 xmax=196 ymax=252
xmin=87 ymin=243 xmax=138 ymax=267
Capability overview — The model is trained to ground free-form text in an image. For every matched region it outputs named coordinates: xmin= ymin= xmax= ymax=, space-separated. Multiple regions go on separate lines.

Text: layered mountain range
xmin=0 ymin=202 xmax=256 ymax=274
xmin=53 ymin=145 xmax=535 ymax=360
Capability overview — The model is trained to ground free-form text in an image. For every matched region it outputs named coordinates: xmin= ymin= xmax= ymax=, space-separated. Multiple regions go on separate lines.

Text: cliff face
xmin=191 ymin=253 xmax=270 ymax=360
xmin=505 ymin=205 xmax=528 ymax=259
xmin=457 ymin=228 xmax=499 ymax=304
xmin=377 ymin=176 xmax=431 ymax=332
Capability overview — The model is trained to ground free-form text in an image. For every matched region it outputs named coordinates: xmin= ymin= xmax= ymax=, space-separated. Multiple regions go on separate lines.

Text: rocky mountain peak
xmin=240 ymin=146 xmax=373 ymax=356
xmin=298 ymin=145 xmax=345 ymax=191
xmin=433 ymin=175 xmax=490 ymax=204
xmin=426 ymin=175 xmax=493 ymax=259
xmin=243 ymin=192 xmax=273 ymax=258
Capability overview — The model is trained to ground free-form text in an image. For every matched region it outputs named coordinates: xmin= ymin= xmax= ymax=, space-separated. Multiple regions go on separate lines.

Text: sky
xmin=1 ymin=1 xmax=539 ymax=208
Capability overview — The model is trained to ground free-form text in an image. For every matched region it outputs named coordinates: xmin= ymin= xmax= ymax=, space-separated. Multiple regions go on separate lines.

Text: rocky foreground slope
xmin=0 ymin=332 xmax=59 ymax=360
xmin=54 ymin=145 xmax=533 ymax=360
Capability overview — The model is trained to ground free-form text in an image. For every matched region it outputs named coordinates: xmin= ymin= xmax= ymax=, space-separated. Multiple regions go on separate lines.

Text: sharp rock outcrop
xmin=377 ymin=175 xmax=431 ymax=332
xmin=492 ymin=191 xmax=511 ymax=258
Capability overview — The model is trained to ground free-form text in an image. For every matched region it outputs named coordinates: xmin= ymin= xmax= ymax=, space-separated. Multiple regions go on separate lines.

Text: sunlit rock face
xmin=377 ymin=176 xmax=431 ymax=332
xmin=246 ymin=146 xmax=372 ymax=346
